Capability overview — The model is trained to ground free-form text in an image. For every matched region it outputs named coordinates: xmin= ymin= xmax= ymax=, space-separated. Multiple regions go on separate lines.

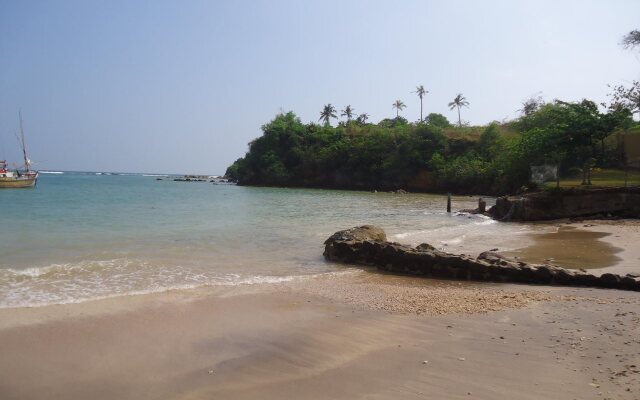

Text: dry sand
xmin=0 ymin=220 xmax=639 ymax=400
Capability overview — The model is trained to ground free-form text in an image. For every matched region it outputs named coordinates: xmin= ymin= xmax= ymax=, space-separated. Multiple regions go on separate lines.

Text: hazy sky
xmin=1 ymin=0 xmax=638 ymax=174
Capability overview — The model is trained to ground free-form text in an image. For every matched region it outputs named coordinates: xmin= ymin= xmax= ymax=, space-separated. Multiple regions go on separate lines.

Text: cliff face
xmin=489 ymin=187 xmax=640 ymax=221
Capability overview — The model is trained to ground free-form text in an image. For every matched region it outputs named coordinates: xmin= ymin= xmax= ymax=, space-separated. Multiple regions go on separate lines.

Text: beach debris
xmin=458 ymin=357 xmax=466 ymax=361
xmin=422 ymin=360 xmax=429 ymax=365
xmin=208 ymin=369 xmax=214 ymax=374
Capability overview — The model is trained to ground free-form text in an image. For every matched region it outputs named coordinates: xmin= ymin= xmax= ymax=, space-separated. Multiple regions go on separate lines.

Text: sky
xmin=1 ymin=0 xmax=639 ymax=174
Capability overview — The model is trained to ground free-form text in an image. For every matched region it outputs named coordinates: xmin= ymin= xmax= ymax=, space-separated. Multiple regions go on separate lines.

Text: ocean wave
xmin=39 ymin=171 xmax=64 ymax=174
xmin=440 ymin=235 xmax=466 ymax=246
xmin=0 ymin=260 xmax=355 ymax=309
xmin=473 ymin=219 xmax=497 ymax=226
xmin=4 ymin=259 xmax=135 ymax=278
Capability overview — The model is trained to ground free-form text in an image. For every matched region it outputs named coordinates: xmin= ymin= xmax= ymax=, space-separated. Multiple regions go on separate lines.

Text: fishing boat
xmin=0 ymin=112 xmax=38 ymax=188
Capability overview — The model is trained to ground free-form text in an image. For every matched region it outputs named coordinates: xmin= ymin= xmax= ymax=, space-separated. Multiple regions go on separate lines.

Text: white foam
xmin=440 ymin=235 xmax=465 ymax=246
xmin=39 ymin=171 xmax=64 ymax=174
xmin=0 ymin=259 xmax=357 ymax=309
xmin=473 ymin=219 xmax=497 ymax=226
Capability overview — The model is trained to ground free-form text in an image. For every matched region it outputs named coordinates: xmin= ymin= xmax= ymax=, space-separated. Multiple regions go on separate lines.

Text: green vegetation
xmin=448 ymin=94 xmax=470 ymax=127
xmin=228 ymin=32 xmax=640 ymax=195
xmin=414 ymin=85 xmax=428 ymax=122
xmin=226 ymin=96 xmax=637 ymax=195
xmin=392 ymin=100 xmax=406 ymax=118
xmin=544 ymin=168 xmax=640 ymax=188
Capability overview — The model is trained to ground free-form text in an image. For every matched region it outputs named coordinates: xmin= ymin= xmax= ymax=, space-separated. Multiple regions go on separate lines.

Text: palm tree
xmin=356 ymin=113 xmax=369 ymax=124
xmin=341 ymin=105 xmax=355 ymax=122
xmin=448 ymin=94 xmax=469 ymax=127
xmin=392 ymin=100 xmax=406 ymax=118
xmin=413 ymin=85 xmax=428 ymax=121
xmin=319 ymin=104 xmax=337 ymax=126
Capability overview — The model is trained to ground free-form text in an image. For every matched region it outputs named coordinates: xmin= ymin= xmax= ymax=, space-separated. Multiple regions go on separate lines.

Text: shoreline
xmin=1 ymin=220 xmax=639 ymax=399
xmin=1 ymin=274 xmax=638 ymax=400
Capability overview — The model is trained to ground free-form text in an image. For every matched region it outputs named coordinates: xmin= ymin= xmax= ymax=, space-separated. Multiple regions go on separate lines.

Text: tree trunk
xmin=420 ymin=97 xmax=423 ymax=122
xmin=457 ymin=106 xmax=461 ymax=127
xmin=556 ymin=159 xmax=561 ymax=189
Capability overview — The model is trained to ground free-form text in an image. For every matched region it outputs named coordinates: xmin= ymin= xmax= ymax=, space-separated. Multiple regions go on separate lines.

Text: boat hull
xmin=0 ymin=175 xmax=38 ymax=188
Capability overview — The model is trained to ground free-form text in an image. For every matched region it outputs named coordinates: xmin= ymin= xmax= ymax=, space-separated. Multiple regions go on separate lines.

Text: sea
xmin=0 ymin=172 xmax=549 ymax=308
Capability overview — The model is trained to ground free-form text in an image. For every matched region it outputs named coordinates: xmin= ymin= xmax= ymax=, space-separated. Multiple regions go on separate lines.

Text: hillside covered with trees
xmin=225 ymin=94 xmax=636 ymax=195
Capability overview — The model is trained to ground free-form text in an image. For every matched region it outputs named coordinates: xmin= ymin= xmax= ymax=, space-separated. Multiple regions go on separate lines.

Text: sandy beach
xmin=1 ymin=221 xmax=639 ymax=400
xmin=506 ymin=219 xmax=640 ymax=275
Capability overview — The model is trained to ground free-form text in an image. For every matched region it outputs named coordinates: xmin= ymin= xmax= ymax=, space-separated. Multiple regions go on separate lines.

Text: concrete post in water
xmin=478 ymin=198 xmax=486 ymax=213
xmin=446 ymin=193 xmax=451 ymax=213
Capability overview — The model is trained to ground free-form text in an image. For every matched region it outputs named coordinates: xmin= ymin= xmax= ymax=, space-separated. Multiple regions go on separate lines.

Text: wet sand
xmin=1 ymin=221 xmax=639 ymax=400
xmin=504 ymin=226 xmax=622 ymax=269
xmin=505 ymin=219 xmax=640 ymax=275
xmin=0 ymin=273 xmax=639 ymax=400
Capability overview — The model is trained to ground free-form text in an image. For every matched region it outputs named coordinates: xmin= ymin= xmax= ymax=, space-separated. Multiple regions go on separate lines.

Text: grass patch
xmin=544 ymin=168 xmax=640 ymax=188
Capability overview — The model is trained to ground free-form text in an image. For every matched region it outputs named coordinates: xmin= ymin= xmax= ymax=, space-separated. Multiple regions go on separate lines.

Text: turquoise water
xmin=0 ymin=173 xmax=544 ymax=308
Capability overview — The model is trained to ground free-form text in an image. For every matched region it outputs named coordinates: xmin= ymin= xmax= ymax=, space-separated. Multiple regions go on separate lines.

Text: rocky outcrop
xmin=489 ymin=187 xmax=640 ymax=221
xmin=323 ymin=226 xmax=640 ymax=291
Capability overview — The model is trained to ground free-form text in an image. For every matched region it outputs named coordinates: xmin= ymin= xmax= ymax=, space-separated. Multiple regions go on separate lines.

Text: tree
xmin=605 ymin=81 xmax=640 ymax=120
xmin=319 ymin=104 xmax=337 ymax=126
xmin=392 ymin=100 xmax=406 ymax=118
xmin=478 ymin=123 xmax=502 ymax=159
xmin=356 ymin=113 xmax=370 ymax=124
xmin=518 ymin=94 xmax=545 ymax=116
xmin=340 ymin=105 xmax=355 ymax=122
xmin=448 ymin=94 xmax=469 ymax=127
xmin=425 ymin=113 xmax=451 ymax=128
xmin=413 ymin=85 xmax=428 ymax=122
xmin=622 ymin=29 xmax=640 ymax=50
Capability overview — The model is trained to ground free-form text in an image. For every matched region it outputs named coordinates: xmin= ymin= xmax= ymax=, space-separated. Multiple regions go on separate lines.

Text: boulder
xmin=324 ymin=225 xmax=386 ymax=244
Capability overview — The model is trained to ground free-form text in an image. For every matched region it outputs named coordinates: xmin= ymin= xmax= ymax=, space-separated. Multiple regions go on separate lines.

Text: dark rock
xmin=553 ymin=268 xmax=576 ymax=285
xmin=477 ymin=251 xmax=509 ymax=265
xmin=323 ymin=226 xmax=640 ymax=291
xmin=324 ymin=225 xmax=387 ymax=245
xmin=599 ymin=273 xmax=621 ymax=288
xmin=533 ymin=265 xmax=556 ymax=284
xmin=416 ymin=243 xmax=437 ymax=251
xmin=619 ymin=276 xmax=638 ymax=291
xmin=572 ymin=271 xmax=599 ymax=287
xmin=489 ymin=187 xmax=640 ymax=221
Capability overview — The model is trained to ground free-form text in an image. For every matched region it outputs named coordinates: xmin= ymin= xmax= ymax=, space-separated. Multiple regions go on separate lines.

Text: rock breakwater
xmin=489 ymin=187 xmax=640 ymax=221
xmin=324 ymin=225 xmax=640 ymax=291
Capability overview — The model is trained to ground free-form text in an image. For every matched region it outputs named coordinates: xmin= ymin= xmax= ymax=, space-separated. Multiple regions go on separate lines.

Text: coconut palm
xmin=319 ymin=104 xmax=338 ymax=126
xmin=413 ymin=85 xmax=428 ymax=121
xmin=448 ymin=94 xmax=469 ymax=127
xmin=356 ymin=113 xmax=369 ymax=124
xmin=341 ymin=105 xmax=355 ymax=122
xmin=392 ymin=100 xmax=406 ymax=118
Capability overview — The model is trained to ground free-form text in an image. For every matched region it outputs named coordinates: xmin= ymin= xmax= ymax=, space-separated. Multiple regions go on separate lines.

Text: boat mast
xmin=18 ymin=110 xmax=30 ymax=172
